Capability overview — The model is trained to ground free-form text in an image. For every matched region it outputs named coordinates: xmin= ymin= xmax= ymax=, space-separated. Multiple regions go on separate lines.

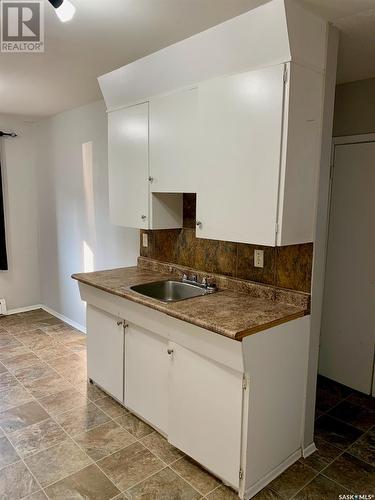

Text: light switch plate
xmin=142 ymin=233 xmax=148 ymax=248
xmin=254 ymin=249 xmax=264 ymax=268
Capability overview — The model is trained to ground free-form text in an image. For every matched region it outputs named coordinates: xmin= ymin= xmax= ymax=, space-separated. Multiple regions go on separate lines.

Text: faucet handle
xmin=206 ymin=278 xmax=217 ymax=290
xmin=182 ymin=273 xmax=188 ymax=281
xmin=190 ymin=274 xmax=197 ymax=283
xmin=201 ymin=277 xmax=208 ymax=287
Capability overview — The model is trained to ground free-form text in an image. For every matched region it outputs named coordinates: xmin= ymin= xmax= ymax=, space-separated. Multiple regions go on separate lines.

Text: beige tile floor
xmin=0 ymin=309 xmax=373 ymax=499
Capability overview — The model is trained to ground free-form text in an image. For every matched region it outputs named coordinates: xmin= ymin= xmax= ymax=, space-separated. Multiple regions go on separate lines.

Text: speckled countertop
xmin=72 ymin=263 xmax=309 ymax=341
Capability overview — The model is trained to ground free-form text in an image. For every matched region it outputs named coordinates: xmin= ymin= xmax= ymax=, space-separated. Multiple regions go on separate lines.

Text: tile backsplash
xmin=140 ymin=194 xmax=313 ymax=293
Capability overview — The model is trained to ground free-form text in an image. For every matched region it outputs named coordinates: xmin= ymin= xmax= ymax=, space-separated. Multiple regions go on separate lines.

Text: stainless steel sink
xmin=130 ymin=280 xmax=217 ymax=303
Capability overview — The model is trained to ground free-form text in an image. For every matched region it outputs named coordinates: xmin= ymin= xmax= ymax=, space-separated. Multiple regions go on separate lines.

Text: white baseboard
xmin=244 ymin=449 xmax=301 ymax=499
xmin=302 ymin=442 xmax=317 ymax=458
xmin=41 ymin=305 xmax=86 ymax=334
xmin=5 ymin=304 xmax=86 ymax=334
xmin=6 ymin=304 xmax=43 ymax=315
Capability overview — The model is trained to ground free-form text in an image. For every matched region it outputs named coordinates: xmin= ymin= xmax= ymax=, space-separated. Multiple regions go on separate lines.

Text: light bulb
xmin=55 ymin=0 xmax=76 ymax=22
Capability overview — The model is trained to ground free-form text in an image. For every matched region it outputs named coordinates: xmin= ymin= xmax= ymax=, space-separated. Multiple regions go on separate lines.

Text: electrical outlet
xmin=142 ymin=233 xmax=148 ymax=248
xmin=254 ymin=249 xmax=264 ymax=268
xmin=0 ymin=299 xmax=7 ymax=315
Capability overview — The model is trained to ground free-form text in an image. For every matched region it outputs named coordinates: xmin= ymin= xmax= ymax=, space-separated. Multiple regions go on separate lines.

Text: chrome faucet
xmin=182 ymin=274 xmax=198 ymax=285
xmin=181 ymin=274 xmax=217 ymax=292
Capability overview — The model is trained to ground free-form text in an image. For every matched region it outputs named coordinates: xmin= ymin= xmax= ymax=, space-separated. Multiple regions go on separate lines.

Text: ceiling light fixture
xmin=48 ymin=0 xmax=76 ymax=23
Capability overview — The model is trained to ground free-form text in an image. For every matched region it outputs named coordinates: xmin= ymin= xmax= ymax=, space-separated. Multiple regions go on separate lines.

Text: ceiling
xmin=1 ymin=0 xmax=375 ymax=118
xmin=301 ymin=0 xmax=375 ymax=84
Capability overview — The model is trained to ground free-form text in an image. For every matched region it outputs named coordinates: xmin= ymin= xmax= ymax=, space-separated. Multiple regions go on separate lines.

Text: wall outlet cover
xmin=0 ymin=299 xmax=7 ymax=315
xmin=142 ymin=233 xmax=148 ymax=248
xmin=254 ymin=249 xmax=264 ymax=268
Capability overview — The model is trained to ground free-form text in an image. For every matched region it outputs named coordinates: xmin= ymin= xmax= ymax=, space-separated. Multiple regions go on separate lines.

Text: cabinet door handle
xmin=141 ymin=215 xmax=147 ymax=220
xmin=196 ymin=220 xmax=202 ymax=228
xmin=167 ymin=348 xmax=174 ymax=355
xmin=117 ymin=320 xmax=123 ymax=326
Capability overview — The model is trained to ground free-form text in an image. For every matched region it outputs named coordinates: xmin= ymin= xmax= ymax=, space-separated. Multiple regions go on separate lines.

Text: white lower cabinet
xmin=86 ymin=305 xmax=243 ymax=489
xmin=124 ymin=323 xmax=169 ymax=435
xmin=81 ymin=286 xmax=310 ymax=500
xmin=86 ymin=305 xmax=124 ymax=403
xmin=124 ymin=327 xmax=243 ymax=487
xmin=168 ymin=343 xmax=243 ymax=489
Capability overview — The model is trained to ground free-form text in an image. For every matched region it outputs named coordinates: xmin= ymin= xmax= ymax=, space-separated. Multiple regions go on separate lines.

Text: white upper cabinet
xmin=108 ymin=102 xmax=149 ymax=229
xmin=108 ymin=101 xmax=183 ymax=231
xmin=102 ymin=0 xmax=328 ymax=246
xmin=196 ymin=65 xmax=285 ymax=246
xmin=101 ymin=2 xmax=327 ymax=246
xmin=277 ymin=63 xmax=323 ymax=245
xmin=107 ymin=62 xmax=324 ymax=245
xmin=195 ymin=62 xmax=323 ymax=246
xmin=149 ymin=87 xmax=198 ymax=193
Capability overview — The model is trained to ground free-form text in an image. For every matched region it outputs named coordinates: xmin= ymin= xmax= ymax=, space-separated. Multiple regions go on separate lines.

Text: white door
xmin=149 ymin=87 xmax=198 ymax=193
xmin=196 ymin=65 xmax=285 ymax=245
xmin=320 ymin=142 xmax=375 ymax=394
xmin=168 ymin=343 xmax=243 ymax=488
xmin=87 ymin=305 xmax=124 ymax=402
xmin=125 ymin=324 xmax=169 ymax=434
xmin=108 ymin=103 xmax=149 ymax=228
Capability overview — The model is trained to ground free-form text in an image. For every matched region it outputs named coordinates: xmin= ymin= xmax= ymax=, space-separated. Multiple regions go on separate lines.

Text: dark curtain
xmin=0 ymin=155 xmax=8 ymax=270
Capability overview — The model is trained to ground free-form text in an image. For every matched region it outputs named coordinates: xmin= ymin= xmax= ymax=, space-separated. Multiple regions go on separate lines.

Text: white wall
xmin=0 ymin=115 xmax=41 ymax=310
xmin=333 ymin=77 xmax=375 ymax=137
xmin=35 ymin=100 xmax=139 ymax=328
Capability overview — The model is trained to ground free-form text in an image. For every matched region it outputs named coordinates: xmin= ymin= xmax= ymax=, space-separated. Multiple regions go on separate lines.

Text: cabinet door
xmin=277 ymin=63 xmax=324 ymax=245
xmin=196 ymin=65 xmax=285 ymax=245
xmin=168 ymin=343 xmax=243 ymax=488
xmin=124 ymin=324 xmax=169 ymax=434
xmin=149 ymin=87 xmax=198 ymax=193
xmin=108 ymin=103 xmax=149 ymax=228
xmin=87 ymin=305 xmax=124 ymax=402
